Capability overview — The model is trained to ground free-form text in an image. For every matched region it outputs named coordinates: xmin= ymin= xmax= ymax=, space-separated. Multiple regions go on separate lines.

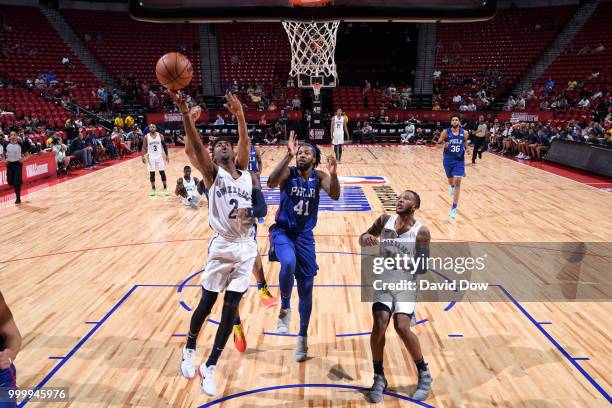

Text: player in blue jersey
xmin=437 ymin=114 xmax=467 ymax=219
xmin=267 ymin=130 xmax=340 ymax=362
xmin=0 ymin=291 xmax=21 ymax=408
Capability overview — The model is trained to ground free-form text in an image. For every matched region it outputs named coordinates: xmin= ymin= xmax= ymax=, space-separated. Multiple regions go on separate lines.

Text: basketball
xmin=155 ymin=52 xmax=193 ymax=90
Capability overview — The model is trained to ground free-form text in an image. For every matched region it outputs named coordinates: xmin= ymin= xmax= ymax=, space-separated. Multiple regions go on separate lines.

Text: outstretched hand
xmin=224 ymin=92 xmax=244 ymax=118
xmin=287 ymin=130 xmax=298 ymax=157
xmin=190 ymin=105 xmax=202 ymax=122
xmin=165 ymin=89 xmax=189 ymax=113
xmin=326 ymin=155 xmax=337 ymax=175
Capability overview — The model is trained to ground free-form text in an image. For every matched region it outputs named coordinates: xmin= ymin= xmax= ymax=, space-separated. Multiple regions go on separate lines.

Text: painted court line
xmin=18 ymin=283 xmax=610 ymax=406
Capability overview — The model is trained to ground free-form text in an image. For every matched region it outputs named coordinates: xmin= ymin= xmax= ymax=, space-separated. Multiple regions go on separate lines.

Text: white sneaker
xmin=277 ymin=309 xmax=291 ymax=334
xmin=294 ymin=336 xmax=308 ymax=362
xmin=525 ymin=156 xmax=532 ymax=160
xmin=199 ymin=364 xmax=217 ymax=396
xmin=516 ymin=153 xmax=524 ymax=159
xmin=180 ymin=346 xmax=196 ymax=378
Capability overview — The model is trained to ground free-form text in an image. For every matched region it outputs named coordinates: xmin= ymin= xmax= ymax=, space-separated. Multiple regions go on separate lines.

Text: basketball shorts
xmin=373 ymin=289 xmax=417 ymax=316
xmin=0 ymin=364 xmax=16 ymax=408
xmin=443 ymin=157 xmax=465 ymax=179
xmin=269 ymin=227 xmax=318 ymax=278
xmin=200 ymin=233 xmax=258 ymax=293
xmin=147 ymin=155 xmax=165 ymax=172
xmin=332 ymin=131 xmax=345 ymax=145
xmin=180 ymin=191 xmax=202 ymax=206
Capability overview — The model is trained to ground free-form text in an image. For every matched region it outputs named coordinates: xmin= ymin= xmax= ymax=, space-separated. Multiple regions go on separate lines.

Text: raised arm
xmin=267 ymin=130 xmax=297 ymax=189
xmin=184 ymin=106 xmax=206 ymax=176
xmin=414 ymin=225 xmax=431 ymax=274
xmin=359 ymin=215 xmax=390 ymax=246
xmin=316 ymin=155 xmax=340 ymax=201
xmin=167 ymin=90 xmax=217 ymax=188
xmin=225 ymin=92 xmax=249 ymax=169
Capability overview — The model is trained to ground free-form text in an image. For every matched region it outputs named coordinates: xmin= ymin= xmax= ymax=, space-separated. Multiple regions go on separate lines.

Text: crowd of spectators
xmin=433 ymin=68 xmax=505 ymax=111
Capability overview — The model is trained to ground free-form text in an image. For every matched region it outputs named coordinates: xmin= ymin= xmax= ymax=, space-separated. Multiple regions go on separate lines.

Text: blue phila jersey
xmin=275 ymin=167 xmax=320 ymax=233
xmin=247 ymin=145 xmax=258 ymax=172
xmin=444 ymin=127 xmax=465 ymax=160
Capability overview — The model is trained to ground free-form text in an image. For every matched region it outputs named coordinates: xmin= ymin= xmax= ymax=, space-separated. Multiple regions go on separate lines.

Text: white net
xmin=282 ymin=20 xmax=340 ymax=86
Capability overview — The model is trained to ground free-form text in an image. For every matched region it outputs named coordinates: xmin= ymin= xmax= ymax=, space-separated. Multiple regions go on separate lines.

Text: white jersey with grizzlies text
xmin=146 ymin=133 xmax=162 ymax=159
xmin=183 ymin=176 xmax=196 ymax=194
xmin=380 ymin=215 xmax=422 ymax=279
xmin=208 ymin=167 xmax=255 ymax=241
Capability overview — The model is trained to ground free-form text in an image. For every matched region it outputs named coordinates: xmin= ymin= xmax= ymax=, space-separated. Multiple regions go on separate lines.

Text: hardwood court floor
xmin=1 ymin=145 xmax=610 ymax=407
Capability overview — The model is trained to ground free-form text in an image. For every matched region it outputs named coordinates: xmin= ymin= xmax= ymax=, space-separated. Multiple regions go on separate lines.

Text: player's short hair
xmin=184 ymin=165 xmax=191 ymax=171
xmin=403 ymin=189 xmax=421 ymax=209
xmin=211 ymin=136 xmax=233 ymax=152
xmin=450 ymin=113 xmax=461 ymax=121
xmin=299 ymin=143 xmax=321 ymax=167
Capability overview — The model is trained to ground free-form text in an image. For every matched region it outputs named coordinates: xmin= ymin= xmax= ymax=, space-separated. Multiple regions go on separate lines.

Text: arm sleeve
xmin=161 ymin=140 xmax=168 ymax=156
xmin=249 ymin=188 xmax=268 ymax=218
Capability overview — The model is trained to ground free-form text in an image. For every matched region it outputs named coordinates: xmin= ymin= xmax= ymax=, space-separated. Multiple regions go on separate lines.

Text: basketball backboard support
xmin=129 ymin=1 xmax=497 ymax=23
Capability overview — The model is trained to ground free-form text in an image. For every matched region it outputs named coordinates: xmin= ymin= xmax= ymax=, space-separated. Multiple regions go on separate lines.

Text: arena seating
xmin=434 ymin=6 xmax=576 ymax=104
xmin=537 ymin=2 xmax=612 ymax=93
xmin=0 ymin=5 xmax=99 ymax=86
xmin=217 ymin=23 xmax=291 ymax=84
xmin=0 ymin=88 xmax=71 ymax=128
xmin=61 ymin=9 xmax=201 ymax=90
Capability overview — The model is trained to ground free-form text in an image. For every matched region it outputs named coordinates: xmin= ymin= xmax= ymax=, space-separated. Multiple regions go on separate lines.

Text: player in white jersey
xmin=359 ymin=190 xmax=432 ymax=403
xmin=168 ymin=90 xmax=268 ymax=398
xmin=140 ymin=123 xmax=170 ymax=196
xmin=330 ymin=109 xmax=348 ymax=163
xmin=175 ymin=165 xmax=205 ymax=209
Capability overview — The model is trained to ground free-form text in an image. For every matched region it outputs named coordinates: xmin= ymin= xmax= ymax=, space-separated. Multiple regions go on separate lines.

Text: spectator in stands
xmin=259 ymin=115 xmax=267 ymax=125
xmin=268 ymin=101 xmax=277 ymax=111
xmin=68 ymin=129 xmax=93 ymax=168
xmin=400 ymin=121 xmax=415 ymax=144
xmin=264 ymin=125 xmax=279 ymax=145
xmin=51 ymin=136 xmax=70 ymax=173
xmin=586 ymin=130 xmax=600 ymax=145
xmin=114 ymin=114 xmax=124 ymax=130
xmin=287 ymin=78 xmax=295 ymax=88
xmin=124 ymin=114 xmax=134 ymax=129
xmin=61 ymin=57 xmax=74 ymax=70
xmin=213 ymin=114 xmax=225 ymax=126
xmin=578 ymin=97 xmax=590 ymax=109
xmin=292 ymin=95 xmax=301 ymax=109
xmin=577 ymin=45 xmax=591 ymax=56
xmin=278 ymin=110 xmax=288 ymax=138
xmin=545 ymin=78 xmax=555 ymax=91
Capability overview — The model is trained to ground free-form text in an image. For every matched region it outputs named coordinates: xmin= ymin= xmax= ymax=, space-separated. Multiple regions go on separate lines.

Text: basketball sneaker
xmin=365 ymin=374 xmax=388 ymax=403
xmin=449 ymin=207 xmax=457 ymax=219
xmin=277 ymin=308 xmax=291 ymax=334
xmin=233 ymin=323 xmax=247 ymax=353
xmin=294 ymin=336 xmax=308 ymax=362
xmin=199 ymin=364 xmax=217 ymax=396
xmin=163 ymin=188 xmax=170 ymax=196
xmin=149 ymin=189 xmax=156 ymax=196
xmin=412 ymin=367 xmax=432 ymax=401
xmin=180 ymin=346 xmax=196 ymax=378
xmin=258 ymin=286 xmax=279 ymax=308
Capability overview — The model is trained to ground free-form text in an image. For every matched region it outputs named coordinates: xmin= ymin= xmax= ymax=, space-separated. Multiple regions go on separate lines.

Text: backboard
xmin=129 ymin=1 xmax=497 ymax=23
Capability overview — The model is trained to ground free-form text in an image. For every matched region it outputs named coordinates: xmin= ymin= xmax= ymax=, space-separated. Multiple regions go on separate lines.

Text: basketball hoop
xmin=282 ymin=20 xmax=340 ymax=87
